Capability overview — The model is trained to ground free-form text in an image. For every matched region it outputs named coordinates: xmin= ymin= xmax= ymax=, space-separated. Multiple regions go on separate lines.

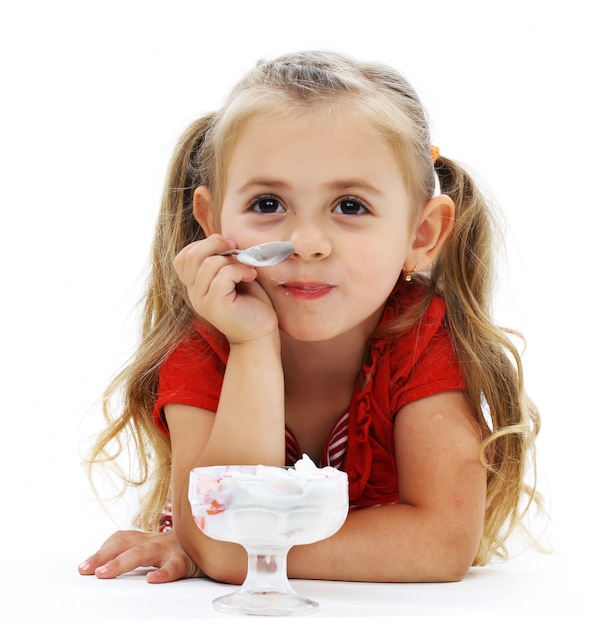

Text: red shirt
xmin=153 ymin=280 xmax=465 ymax=508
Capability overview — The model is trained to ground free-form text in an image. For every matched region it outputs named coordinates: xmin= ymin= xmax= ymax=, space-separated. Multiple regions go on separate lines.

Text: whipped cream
xmin=189 ymin=455 xmax=348 ymax=547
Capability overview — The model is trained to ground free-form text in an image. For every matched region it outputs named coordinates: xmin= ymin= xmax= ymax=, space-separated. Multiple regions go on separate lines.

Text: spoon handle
xmin=218 ymin=249 xmax=242 ymax=256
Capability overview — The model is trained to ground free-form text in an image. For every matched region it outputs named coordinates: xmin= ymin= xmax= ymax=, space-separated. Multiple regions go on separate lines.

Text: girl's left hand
xmin=78 ymin=529 xmax=202 ymax=584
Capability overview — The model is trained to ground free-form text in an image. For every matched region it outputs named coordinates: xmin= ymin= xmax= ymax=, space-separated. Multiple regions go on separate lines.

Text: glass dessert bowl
xmin=188 ymin=454 xmax=349 ymax=616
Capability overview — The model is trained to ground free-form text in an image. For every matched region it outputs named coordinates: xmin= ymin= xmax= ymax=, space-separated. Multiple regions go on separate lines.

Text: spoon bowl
xmin=219 ymin=242 xmax=294 ymax=267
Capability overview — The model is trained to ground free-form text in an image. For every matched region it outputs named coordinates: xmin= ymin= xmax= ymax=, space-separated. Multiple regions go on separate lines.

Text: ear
xmin=406 ymin=194 xmax=455 ymax=270
xmin=193 ymin=186 xmax=215 ymax=235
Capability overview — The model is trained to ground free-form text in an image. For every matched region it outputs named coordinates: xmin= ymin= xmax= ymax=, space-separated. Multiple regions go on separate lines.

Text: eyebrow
xmin=237 ymin=178 xmax=384 ymax=196
xmin=237 ymin=179 xmax=289 ymax=193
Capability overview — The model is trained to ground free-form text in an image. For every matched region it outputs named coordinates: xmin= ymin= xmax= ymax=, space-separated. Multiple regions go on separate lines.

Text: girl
xmin=79 ymin=50 xmax=540 ymax=584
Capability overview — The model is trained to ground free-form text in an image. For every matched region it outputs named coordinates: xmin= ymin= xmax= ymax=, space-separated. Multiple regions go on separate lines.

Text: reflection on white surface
xmin=2 ymin=541 xmax=594 ymax=622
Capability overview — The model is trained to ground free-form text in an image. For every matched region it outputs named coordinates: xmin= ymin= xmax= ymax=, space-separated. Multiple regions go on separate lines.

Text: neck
xmin=280 ymin=323 xmax=374 ymax=391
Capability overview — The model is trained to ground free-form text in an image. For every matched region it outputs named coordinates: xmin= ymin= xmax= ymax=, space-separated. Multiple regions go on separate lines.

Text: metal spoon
xmin=218 ymin=241 xmax=295 ymax=267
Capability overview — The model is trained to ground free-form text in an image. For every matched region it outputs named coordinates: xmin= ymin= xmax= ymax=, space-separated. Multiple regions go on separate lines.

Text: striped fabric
xmin=285 ymin=412 xmax=349 ymax=469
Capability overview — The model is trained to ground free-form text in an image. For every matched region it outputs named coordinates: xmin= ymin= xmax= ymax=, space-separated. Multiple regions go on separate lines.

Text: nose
xmin=288 ymin=221 xmax=332 ymax=261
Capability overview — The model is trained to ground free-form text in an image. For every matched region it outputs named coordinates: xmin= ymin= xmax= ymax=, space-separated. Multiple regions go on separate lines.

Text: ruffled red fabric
xmin=341 ymin=282 xmax=465 ymax=507
xmin=153 ymin=279 xmax=466 ymax=508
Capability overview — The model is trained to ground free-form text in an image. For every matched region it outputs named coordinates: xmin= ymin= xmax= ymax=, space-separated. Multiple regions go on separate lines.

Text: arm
xmin=79 ymin=235 xmax=286 ymax=583
xmin=288 ymin=391 xmax=486 ymax=582
xmin=80 ymin=329 xmax=286 ymax=584
xmin=191 ymin=336 xmax=284 ymax=467
xmin=166 ymin=337 xmax=286 ymax=579
xmin=172 ymin=391 xmax=486 ymax=583
xmin=171 ymin=234 xmax=285 ymax=466
xmin=78 ymin=331 xmax=284 ymax=584
xmin=81 ymin=385 xmax=483 ymax=583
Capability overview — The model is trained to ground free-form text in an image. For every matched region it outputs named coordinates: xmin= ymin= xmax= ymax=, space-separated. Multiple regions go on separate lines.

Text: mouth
xmin=279 ymin=281 xmax=334 ymax=300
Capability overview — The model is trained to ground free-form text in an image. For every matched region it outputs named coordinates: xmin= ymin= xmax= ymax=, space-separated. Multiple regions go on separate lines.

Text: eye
xmin=333 ymin=198 xmax=369 ymax=215
xmin=248 ymin=195 xmax=285 ymax=214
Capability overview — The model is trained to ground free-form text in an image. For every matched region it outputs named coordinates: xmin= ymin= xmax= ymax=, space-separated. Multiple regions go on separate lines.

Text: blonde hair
xmin=86 ymin=51 xmax=541 ymax=565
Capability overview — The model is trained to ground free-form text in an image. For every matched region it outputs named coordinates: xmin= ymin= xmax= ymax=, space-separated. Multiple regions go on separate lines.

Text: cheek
xmin=352 ymin=247 xmax=407 ymax=277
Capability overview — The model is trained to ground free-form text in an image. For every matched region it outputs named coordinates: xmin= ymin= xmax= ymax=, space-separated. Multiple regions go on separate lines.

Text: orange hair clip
xmin=430 ymin=145 xmax=440 ymax=164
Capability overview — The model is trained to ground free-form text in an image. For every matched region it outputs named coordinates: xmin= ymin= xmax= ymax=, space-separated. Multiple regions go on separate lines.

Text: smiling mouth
xmin=280 ymin=282 xmax=334 ymax=300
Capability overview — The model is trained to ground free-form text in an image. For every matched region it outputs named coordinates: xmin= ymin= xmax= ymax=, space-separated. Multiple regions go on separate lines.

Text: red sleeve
xmin=153 ymin=325 xmax=228 ymax=435
xmin=389 ymin=296 xmax=466 ymax=412
xmin=395 ymin=324 xmax=466 ymax=408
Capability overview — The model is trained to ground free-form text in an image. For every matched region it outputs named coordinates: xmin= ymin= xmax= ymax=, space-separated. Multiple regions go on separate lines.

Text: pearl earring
xmin=404 ymin=261 xmax=419 ymax=282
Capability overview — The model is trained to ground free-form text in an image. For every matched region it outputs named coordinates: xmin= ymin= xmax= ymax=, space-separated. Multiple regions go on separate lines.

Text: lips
xmin=280 ymin=281 xmax=334 ymax=300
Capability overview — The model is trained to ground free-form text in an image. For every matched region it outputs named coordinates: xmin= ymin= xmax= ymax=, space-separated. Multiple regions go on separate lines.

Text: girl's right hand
xmin=78 ymin=530 xmax=201 ymax=584
xmin=173 ymin=234 xmax=279 ymax=343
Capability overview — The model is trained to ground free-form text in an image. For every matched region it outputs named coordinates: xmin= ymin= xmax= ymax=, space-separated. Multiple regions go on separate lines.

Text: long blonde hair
xmin=87 ymin=51 xmax=541 ymax=564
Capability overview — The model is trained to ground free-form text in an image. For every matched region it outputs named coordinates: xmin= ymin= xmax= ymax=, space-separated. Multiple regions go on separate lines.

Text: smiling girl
xmin=80 ymin=50 xmax=541 ymax=584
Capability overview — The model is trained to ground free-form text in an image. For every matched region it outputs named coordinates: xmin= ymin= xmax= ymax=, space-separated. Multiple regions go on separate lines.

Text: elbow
xmin=174 ymin=509 xmax=248 ymax=585
xmin=412 ymin=535 xmax=478 ymax=583
xmin=202 ymin=552 xmax=247 ymax=586
xmin=431 ymin=539 xmax=478 ymax=583
xmin=425 ymin=511 xmax=483 ymax=582
xmin=179 ymin=530 xmax=247 ymax=585
xmin=415 ymin=555 xmax=473 ymax=583
xmin=436 ymin=555 xmax=473 ymax=583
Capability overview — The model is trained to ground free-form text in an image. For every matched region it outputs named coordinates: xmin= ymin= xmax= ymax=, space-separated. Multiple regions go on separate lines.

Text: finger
xmin=187 ymin=262 xmax=257 ymax=323
xmin=206 ymin=262 xmax=258 ymax=301
xmin=190 ymin=254 xmax=241 ymax=298
xmin=78 ymin=559 xmax=96 ymax=575
xmin=78 ymin=535 xmax=129 ymax=575
xmin=78 ymin=530 xmax=146 ymax=575
xmin=237 ymin=272 xmax=271 ymax=299
xmin=146 ymin=554 xmax=202 ymax=584
xmin=93 ymin=541 xmax=166 ymax=579
xmin=173 ymin=235 xmax=233 ymax=285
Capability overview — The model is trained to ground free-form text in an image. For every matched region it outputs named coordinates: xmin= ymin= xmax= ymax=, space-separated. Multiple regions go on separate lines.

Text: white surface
xmin=1 ymin=1 xmax=602 ymax=622
xmin=0 ymin=544 xmax=595 ymax=622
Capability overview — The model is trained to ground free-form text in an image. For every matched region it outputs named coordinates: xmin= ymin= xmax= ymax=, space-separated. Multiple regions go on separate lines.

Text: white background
xmin=1 ymin=0 xmax=602 ymax=622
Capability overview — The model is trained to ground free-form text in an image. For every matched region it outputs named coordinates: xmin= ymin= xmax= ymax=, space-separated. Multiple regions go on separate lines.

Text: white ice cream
xmin=189 ymin=455 xmax=349 ymax=547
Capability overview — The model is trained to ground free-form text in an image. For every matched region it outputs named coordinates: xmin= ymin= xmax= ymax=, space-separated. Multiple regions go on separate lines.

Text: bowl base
xmin=213 ymin=589 xmax=319 ymax=616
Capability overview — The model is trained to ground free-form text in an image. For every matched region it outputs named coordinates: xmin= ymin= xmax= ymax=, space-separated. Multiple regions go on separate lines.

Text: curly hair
xmin=86 ymin=51 xmax=541 ymax=565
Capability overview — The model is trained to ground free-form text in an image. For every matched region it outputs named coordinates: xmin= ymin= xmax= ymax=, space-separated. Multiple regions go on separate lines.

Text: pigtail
xmin=85 ymin=113 xmax=217 ymax=531
xmin=143 ymin=113 xmax=215 ymax=337
xmin=432 ymin=155 xmax=541 ymax=563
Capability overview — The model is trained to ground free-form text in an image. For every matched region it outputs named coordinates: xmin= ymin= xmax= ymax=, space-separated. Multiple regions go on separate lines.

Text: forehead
xmin=224 ymin=107 xmax=404 ymax=188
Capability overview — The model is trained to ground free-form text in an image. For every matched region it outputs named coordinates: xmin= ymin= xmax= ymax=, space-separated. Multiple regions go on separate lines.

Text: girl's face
xmin=219 ymin=109 xmax=416 ymax=342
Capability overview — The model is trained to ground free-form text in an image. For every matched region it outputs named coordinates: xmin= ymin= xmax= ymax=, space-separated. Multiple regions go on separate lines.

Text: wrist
xmin=228 ymin=330 xmax=281 ymax=359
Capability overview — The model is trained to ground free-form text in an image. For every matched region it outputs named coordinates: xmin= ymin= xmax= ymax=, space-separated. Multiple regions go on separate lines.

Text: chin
xmin=279 ymin=319 xmax=358 ymax=344
xmin=279 ymin=325 xmax=336 ymax=343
